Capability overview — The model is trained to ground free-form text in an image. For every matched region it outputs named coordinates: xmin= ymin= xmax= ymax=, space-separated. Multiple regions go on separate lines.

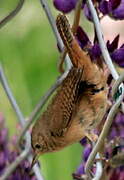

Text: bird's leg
xmin=85 ymin=130 xmax=98 ymax=142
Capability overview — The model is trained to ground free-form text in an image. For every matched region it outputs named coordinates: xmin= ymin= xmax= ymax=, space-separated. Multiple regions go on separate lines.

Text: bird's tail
xmin=56 ymin=14 xmax=107 ymax=89
xmin=56 ymin=14 xmax=92 ymax=69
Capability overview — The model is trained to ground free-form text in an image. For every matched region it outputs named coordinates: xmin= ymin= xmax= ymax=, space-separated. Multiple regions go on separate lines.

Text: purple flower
xmin=80 ymin=137 xmax=87 ymax=146
xmin=53 ymin=0 xmax=77 ymax=13
xmin=0 ymin=128 xmax=8 ymax=145
xmin=76 ymin=26 xmax=123 ymax=67
xmin=8 ymin=151 xmax=18 ymax=163
xmin=99 ymin=0 xmax=121 ymax=14
xmin=76 ymin=26 xmax=91 ymax=49
xmin=107 ymin=34 xmax=120 ymax=53
xmin=115 ymin=112 xmax=124 ymax=125
xmin=76 ymin=26 xmax=124 ymax=67
xmin=83 ymin=4 xmax=93 ymax=21
xmin=99 ymin=0 xmax=108 ymax=14
xmin=111 ymin=0 xmax=124 ymax=20
xmin=91 ymin=34 xmax=124 ymax=67
xmin=106 ymin=35 xmax=124 ymax=67
xmin=90 ymin=43 xmax=101 ymax=59
xmin=0 ymin=152 xmax=6 ymax=175
xmin=109 ymin=126 xmax=118 ymax=139
xmin=83 ymin=144 xmax=92 ymax=162
xmin=99 ymin=0 xmax=124 ymax=20
xmin=119 ymin=126 xmax=124 ymax=138
xmin=111 ymin=47 xmax=124 ymax=67
xmin=77 ymin=26 xmax=124 ymax=71
xmin=75 ymin=26 xmax=102 ymax=62
xmin=0 ymin=113 xmax=37 ymax=179
xmin=76 ymin=163 xmax=85 ymax=175
xmin=108 ymin=112 xmax=124 ymax=140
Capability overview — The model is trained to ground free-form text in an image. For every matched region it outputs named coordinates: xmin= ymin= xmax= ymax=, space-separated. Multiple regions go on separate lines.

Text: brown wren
xmin=31 ymin=14 xmax=108 ymax=166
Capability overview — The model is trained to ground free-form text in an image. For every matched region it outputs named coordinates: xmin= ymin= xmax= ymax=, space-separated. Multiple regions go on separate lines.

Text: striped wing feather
xmin=46 ymin=68 xmax=83 ymax=136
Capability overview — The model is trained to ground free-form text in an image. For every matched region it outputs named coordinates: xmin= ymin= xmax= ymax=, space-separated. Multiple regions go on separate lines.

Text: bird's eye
xmin=35 ymin=144 xmax=42 ymax=149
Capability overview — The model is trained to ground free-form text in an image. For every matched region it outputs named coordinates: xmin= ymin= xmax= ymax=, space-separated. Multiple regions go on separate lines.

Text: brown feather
xmin=42 ymin=68 xmax=83 ymax=136
xmin=31 ymin=14 xmax=108 ymax=162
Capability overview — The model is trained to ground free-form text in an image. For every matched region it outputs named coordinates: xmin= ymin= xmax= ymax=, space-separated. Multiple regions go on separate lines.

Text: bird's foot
xmin=85 ymin=131 xmax=98 ymax=142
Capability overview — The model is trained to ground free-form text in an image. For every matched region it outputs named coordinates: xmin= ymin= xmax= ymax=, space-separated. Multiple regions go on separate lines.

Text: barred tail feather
xmin=56 ymin=14 xmax=74 ymax=51
xmin=56 ymin=14 xmax=92 ymax=68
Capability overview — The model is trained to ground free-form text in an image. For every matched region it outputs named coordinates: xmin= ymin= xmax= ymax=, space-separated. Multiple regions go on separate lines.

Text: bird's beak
xmin=31 ymin=153 xmax=39 ymax=169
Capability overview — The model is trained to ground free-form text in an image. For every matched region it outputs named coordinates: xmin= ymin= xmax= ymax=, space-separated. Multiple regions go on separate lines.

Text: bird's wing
xmin=46 ymin=67 xmax=83 ymax=136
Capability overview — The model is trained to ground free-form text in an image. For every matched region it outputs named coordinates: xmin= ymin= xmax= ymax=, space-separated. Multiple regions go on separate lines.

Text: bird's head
xmin=31 ymin=124 xmax=49 ymax=168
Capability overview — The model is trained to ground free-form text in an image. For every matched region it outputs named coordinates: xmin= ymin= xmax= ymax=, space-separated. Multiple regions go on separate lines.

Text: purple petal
xmin=90 ymin=44 xmax=101 ymax=59
xmin=107 ymin=34 xmax=120 ymax=52
xmin=110 ymin=0 xmax=124 ymax=20
xmin=109 ymin=0 xmax=121 ymax=10
xmin=0 ymin=152 xmax=6 ymax=167
xmin=99 ymin=0 xmax=124 ymax=19
xmin=23 ymin=161 xmax=30 ymax=169
xmin=115 ymin=112 xmax=124 ymax=125
xmin=109 ymin=127 xmax=118 ymax=139
xmin=76 ymin=26 xmax=91 ymax=49
xmin=99 ymin=0 xmax=109 ymax=15
xmin=21 ymin=160 xmax=32 ymax=174
xmin=119 ymin=126 xmax=124 ymax=138
xmin=0 ymin=128 xmax=8 ymax=145
xmin=53 ymin=0 xmax=77 ymax=13
xmin=83 ymin=4 xmax=93 ymax=21
xmin=111 ymin=48 xmax=124 ymax=67
xmin=76 ymin=163 xmax=85 ymax=175
xmin=8 ymin=151 xmax=18 ymax=162
xmin=22 ymin=175 xmax=31 ymax=180
xmin=83 ymin=144 xmax=92 ymax=162
xmin=80 ymin=137 xmax=87 ymax=146
xmin=12 ymin=171 xmax=22 ymax=180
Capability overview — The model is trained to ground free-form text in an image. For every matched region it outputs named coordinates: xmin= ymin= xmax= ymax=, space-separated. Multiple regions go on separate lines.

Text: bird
xmin=31 ymin=14 xmax=108 ymax=167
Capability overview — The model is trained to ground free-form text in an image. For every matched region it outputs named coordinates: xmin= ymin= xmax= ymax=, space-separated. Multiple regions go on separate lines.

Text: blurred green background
xmin=0 ymin=1 xmax=92 ymax=179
